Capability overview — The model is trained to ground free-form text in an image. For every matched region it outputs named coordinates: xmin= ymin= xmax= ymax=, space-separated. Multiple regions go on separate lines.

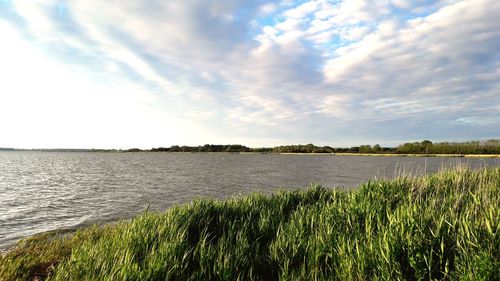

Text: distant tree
xmin=396 ymin=143 xmax=422 ymax=154
xmin=350 ymin=147 xmax=360 ymax=153
xmin=251 ymin=147 xmax=273 ymax=153
xmin=420 ymin=140 xmax=433 ymax=154
xmin=151 ymin=147 xmax=169 ymax=152
xmin=169 ymin=145 xmax=181 ymax=152
xmin=359 ymin=145 xmax=373 ymax=153
xmin=312 ymin=146 xmax=334 ymax=153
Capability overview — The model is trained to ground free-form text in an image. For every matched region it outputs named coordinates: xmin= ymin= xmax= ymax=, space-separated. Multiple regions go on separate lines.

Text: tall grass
xmin=1 ymin=167 xmax=499 ymax=280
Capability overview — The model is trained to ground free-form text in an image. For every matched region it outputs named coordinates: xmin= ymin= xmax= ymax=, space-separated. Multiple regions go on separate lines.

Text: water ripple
xmin=0 ymin=151 xmax=498 ymax=249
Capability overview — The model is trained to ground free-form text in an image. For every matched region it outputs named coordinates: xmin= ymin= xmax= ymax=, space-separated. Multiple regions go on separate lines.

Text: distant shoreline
xmin=331 ymin=153 xmax=500 ymax=158
xmin=2 ymin=140 xmax=500 ymax=156
xmin=260 ymin=152 xmax=500 ymax=158
xmin=2 ymin=149 xmax=499 ymax=158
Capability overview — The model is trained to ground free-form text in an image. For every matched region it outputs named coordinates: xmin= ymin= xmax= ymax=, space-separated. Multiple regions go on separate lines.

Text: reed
xmin=1 ymin=167 xmax=498 ymax=280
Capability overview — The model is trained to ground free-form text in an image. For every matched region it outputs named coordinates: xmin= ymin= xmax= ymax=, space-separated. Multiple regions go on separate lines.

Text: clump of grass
xmin=1 ymin=167 xmax=499 ymax=280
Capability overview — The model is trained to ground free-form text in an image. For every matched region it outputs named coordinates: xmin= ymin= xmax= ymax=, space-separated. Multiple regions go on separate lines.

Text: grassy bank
xmin=1 ymin=168 xmax=499 ymax=280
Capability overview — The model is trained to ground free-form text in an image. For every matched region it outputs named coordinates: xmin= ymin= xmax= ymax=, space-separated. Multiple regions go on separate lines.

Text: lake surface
xmin=0 ymin=151 xmax=498 ymax=249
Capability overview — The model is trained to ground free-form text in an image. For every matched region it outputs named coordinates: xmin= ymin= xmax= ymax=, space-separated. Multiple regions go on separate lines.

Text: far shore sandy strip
xmin=239 ymin=152 xmax=500 ymax=158
xmin=332 ymin=153 xmax=500 ymax=158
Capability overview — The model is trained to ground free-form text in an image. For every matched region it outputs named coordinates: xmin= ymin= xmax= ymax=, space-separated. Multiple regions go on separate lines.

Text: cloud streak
xmin=0 ymin=0 xmax=498 ymax=148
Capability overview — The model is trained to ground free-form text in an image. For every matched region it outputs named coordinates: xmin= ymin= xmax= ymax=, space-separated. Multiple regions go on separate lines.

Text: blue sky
xmin=0 ymin=0 xmax=499 ymax=149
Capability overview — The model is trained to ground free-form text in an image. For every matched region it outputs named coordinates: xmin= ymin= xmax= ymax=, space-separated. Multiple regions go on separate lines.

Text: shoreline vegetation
xmin=1 ymin=167 xmax=499 ymax=280
xmin=2 ymin=139 xmax=500 ymax=157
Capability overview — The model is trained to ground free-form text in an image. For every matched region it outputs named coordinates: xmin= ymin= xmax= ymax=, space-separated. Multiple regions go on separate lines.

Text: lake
xmin=0 ymin=151 xmax=498 ymax=249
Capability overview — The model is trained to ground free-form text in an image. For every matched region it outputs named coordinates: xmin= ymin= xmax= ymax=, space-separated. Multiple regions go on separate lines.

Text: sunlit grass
xmin=1 ymin=167 xmax=499 ymax=280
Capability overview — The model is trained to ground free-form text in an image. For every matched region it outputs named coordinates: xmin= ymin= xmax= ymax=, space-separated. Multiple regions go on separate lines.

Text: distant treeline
xmin=4 ymin=140 xmax=498 ymax=155
xmin=394 ymin=139 xmax=500 ymax=154
xmin=144 ymin=139 xmax=500 ymax=155
xmin=150 ymin=144 xmax=253 ymax=153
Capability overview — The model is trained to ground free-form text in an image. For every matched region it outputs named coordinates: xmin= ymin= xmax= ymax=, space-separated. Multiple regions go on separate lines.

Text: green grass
xmin=1 ymin=167 xmax=499 ymax=280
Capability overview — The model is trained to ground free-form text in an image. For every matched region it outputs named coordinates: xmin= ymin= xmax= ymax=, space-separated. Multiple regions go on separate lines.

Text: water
xmin=0 ymin=151 xmax=498 ymax=249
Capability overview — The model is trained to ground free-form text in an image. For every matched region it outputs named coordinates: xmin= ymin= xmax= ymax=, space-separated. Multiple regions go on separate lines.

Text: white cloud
xmin=322 ymin=0 xmax=500 ymax=126
xmin=283 ymin=1 xmax=321 ymax=19
xmin=317 ymin=95 xmax=351 ymax=118
xmin=0 ymin=0 xmax=498 ymax=147
xmin=339 ymin=25 xmax=370 ymax=41
xmin=259 ymin=3 xmax=278 ymax=15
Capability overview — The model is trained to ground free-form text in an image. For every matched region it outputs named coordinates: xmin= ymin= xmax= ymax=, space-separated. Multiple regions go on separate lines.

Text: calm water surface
xmin=0 ymin=151 xmax=498 ymax=249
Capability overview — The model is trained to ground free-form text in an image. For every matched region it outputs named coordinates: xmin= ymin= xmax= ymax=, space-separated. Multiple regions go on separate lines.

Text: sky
xmin=0 ymin=0 xmax=499 ymax=149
